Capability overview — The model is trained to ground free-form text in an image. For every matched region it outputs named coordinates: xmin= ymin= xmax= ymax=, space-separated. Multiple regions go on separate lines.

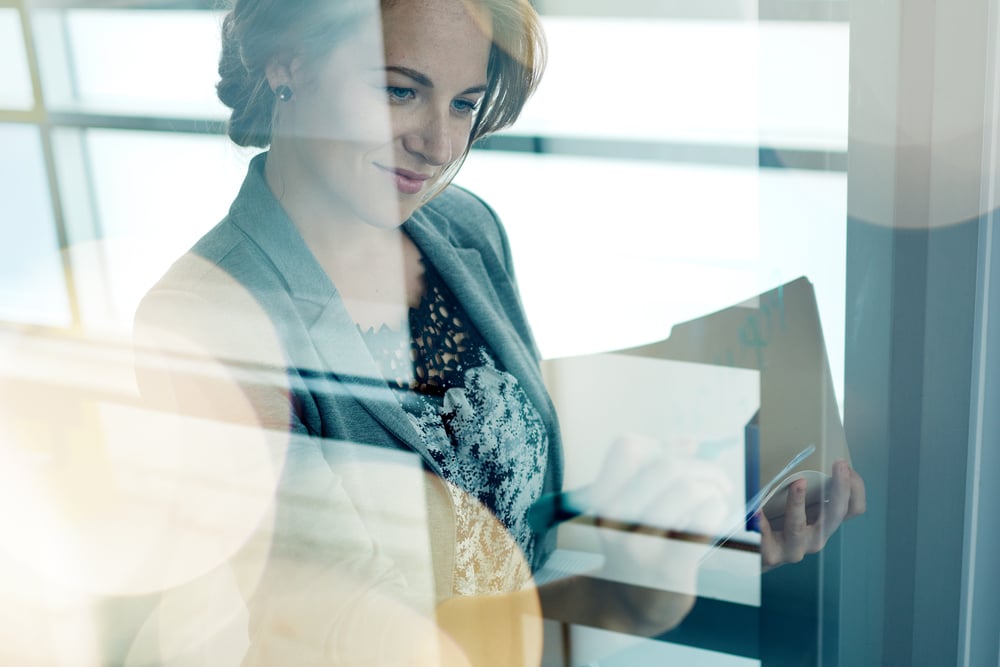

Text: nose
xmin=403 ymin=108 xmax=453 ymax=166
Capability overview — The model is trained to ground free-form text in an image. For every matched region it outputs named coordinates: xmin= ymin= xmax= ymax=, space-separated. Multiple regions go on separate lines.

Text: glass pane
xmin=457 ymin=154 xmax=845 ymax=381
xmin=10 ymin=1 xmax=861 ymax=664
xmin=0 ymin=124 xmax=70 ymax=326
xmin=759 ymin=21 xmax=849 ymax=150
xmin=57 ymin=10 xmax=226 ymax=117
xmin=513 ymin=19 xmax=848 ymax=151
xmin=72 ymin=129 xmax=255 ymax=334
xmin=0 ymin=9 xmax=34 ymax=110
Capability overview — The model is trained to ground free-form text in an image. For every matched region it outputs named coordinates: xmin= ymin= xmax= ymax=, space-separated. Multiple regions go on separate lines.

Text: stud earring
xmin=275 ymin=85 xmax=293 ymax=102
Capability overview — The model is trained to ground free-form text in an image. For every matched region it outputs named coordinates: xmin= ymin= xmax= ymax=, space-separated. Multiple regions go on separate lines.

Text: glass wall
xmin=1 ymin=0 xmax=995 ymax=664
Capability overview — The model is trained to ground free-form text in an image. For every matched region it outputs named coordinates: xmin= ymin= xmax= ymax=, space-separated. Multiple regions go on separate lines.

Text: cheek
xmin=349 ymin=106 xmax=394 ymax=146
xmin=298 ymin=88 xmax=391 ymax=145
xmin=449 ymin=112 xmax=472 ymax=137
xmin=448 ymin=121 xmax=473 ymax=162
xmin=340 ymin=85 xmax=393 ymax=144
xmin=385 ymin=106 xmax=418 ymax=142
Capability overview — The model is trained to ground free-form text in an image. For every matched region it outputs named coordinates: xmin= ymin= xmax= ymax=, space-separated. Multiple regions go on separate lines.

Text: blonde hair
xmin=416 ymin=0 xmax=547 ymax=198
xmin=217 ymin=0 xmax=546 ymax=174
xmin=217 ymin=0 xmax=375 ymax=147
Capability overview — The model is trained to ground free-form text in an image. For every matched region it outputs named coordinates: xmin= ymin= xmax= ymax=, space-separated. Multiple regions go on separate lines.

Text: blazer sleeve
xmin=132 ymin=274 xmax=455 ymax=664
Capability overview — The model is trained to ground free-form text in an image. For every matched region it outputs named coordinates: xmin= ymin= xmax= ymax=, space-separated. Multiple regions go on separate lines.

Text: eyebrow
xmin=384 ymin=66 xmax=487 ymax=96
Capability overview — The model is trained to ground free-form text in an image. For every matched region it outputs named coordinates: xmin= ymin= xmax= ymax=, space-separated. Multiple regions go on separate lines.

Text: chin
xmin=393 ymin=201 xmax=424 ymax=225
xmin=354 ymin=199 xmax=413 ymax=230
xmin=367 ymin=217 xmax=410 ymax=230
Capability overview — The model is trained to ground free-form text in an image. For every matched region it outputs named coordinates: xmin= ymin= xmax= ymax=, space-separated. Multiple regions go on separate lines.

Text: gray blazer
xmin=134 ymin=153 xmax=562 ymax=588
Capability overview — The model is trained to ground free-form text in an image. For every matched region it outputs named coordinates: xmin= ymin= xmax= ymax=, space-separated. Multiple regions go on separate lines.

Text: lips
xmin=377 ymin=164 xmax=431 ymax=195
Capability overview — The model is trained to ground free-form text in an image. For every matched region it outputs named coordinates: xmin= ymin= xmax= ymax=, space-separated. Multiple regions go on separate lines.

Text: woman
xmin=135 ymin=0 xmax=864 ymax=663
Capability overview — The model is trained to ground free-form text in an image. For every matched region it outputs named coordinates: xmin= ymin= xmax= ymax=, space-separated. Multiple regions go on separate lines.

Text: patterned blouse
xmin=359 ymin=260 xmax=548 ymax=595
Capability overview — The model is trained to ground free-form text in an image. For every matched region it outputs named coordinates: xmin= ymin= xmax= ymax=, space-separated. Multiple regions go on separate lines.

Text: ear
xmin=265 ymin=59 xmax=293 ymax=95
xmin=265 ymin=54 xmax=305 ymax=95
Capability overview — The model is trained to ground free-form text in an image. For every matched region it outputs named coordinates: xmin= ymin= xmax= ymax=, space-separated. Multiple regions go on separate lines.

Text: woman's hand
xmin=565 ymin=433 xmax=736 ymax=634
xmin=584 ymin=433 xmax=734 ymax=540
xmin=759 ymin=460 xmax=866 ymax=572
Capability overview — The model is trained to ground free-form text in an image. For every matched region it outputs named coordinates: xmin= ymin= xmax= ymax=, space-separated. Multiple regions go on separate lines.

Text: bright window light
xmin=0 ymin=9 xmax=34 ymax=111
xmin=456 ymin=151 xmax=846 ymax=406
xmin=71 ymin=130 xmax=256 ymax=334
xmin=60 ymin=10 xmax=226 ymax=117
xmin=513 ymin=18 xmax=848 ymax=151
xmin=0 ymin=124 xmax=70 ymax=327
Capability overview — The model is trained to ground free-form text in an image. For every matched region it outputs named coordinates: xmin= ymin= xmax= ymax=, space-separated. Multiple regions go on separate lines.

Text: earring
xmin=275 ymin=85 xmax=293 ymax=102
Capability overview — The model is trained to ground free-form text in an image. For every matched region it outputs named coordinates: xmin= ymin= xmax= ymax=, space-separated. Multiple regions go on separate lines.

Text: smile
xmin=376 ymin=164 xmax=432 ymax=195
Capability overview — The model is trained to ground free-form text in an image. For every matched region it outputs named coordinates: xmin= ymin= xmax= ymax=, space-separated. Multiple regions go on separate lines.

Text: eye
xmin=451 ymin=98 xmax=481 ymax=116
xmin=386 ymin=86 xmax=416 ymax=103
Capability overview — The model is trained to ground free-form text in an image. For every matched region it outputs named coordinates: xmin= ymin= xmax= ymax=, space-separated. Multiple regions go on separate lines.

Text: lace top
xmin=360 ymin=262 xmax=548 ymax=595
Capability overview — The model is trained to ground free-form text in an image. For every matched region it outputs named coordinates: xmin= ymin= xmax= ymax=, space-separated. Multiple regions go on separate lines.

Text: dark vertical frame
xmin=960 ymin=204 xmax=1000 ymax=667
xmin=840 ymin=0 xmax=999 ymax=664
xmin=959 ymin=0 xmax=1000 ymax=658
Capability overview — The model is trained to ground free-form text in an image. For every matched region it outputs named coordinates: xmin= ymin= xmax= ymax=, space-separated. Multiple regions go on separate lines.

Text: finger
xmin=586 ymin=434 xmax=664 ymax=509
xmin=588 ymin=451 xmax=732 ymax=525
xmin=681 ymin=495 xmax=730 ymax=537
xmin=595 ymin=456 xmax=721 ymax=525
xmin=819 ymin=460 xmax=852 ymax=542
xmin=594 ymin=462 xmax=672 ymax=525
xmin=845 ymin=466 xmax=867 ymax=519
xmin=780 ymin=479 xmax=810 ymax=562
xmin=686 ymin=458 xmax=736 ymax=497
xmin=635 ymin=481 xmax=729 ymax=536
xmin=600 ymin=478 xmax=714 ymax=535
xmin=805 ymin=502 xmax=824 ymax=525
xmin=662 ymin=433 xmax=700 ymax=457
xmin=758 ymin=512 xmax=784 ymax=571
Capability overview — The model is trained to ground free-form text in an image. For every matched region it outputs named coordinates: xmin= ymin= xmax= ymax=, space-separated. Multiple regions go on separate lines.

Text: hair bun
xmin=216 ymin=10 xmax=274 ymax=148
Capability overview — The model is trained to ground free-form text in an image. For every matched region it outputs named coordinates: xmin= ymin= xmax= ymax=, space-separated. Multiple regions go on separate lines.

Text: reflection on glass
xmin=0 ymin=124 xmax=69 ymax=326
xmin=2 ymin=0 xmax=865 ymax=664
xmin=457 ymin=153 xmax=846 ymax=407
xmin=65 ymin=129 xmax=252 ymax=334
xmin=515 ymin=19 xmax=848 ymax=150
xmin=57 ymin=10 xmax=226 ymax=117
xmin=0 ymin=9 xmax=33 ymax=111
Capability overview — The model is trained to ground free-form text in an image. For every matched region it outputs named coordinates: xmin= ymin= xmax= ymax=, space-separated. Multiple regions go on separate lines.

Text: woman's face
xmin=269 ymin=0 xmax=492 ymax=229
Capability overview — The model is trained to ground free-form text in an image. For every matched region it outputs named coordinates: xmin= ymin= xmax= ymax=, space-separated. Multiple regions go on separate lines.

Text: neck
xmin=263 ymin=144 xmax=404 ymax=260
xmin=263 ymin=148 xmax=424 ymax=324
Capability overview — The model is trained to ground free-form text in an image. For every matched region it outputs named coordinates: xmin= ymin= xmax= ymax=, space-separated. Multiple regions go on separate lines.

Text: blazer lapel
xmin=305 ymin=297 xmax=435 ymax=469
xmin=227 ymin=154 xmax=553 ymax=470
xmin=228 ymin=155 xmax=432 ymax=465
xmin=405 ymin=215 xmax=555 ymax=432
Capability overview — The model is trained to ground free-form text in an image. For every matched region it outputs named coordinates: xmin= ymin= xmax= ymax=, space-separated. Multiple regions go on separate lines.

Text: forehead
xmin=380 ymin=0 xmax=492 ymax=72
